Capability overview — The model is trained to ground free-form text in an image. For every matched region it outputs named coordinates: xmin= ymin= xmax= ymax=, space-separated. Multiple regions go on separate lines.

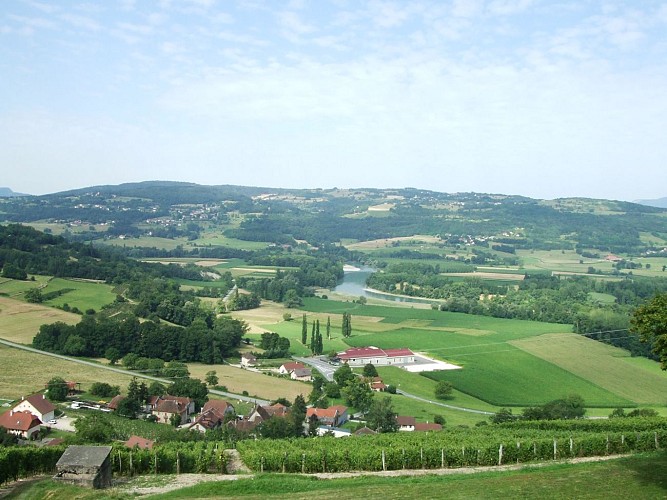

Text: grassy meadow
xmin=0 ymin=344 xmax=136 ymax=400
xmin=0 ymin=296 xmax=80 ymax=344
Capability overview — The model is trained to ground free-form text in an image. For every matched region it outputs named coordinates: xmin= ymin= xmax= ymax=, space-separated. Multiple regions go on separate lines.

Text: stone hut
xmin=54 ymin=445 xmax=112 ymax=489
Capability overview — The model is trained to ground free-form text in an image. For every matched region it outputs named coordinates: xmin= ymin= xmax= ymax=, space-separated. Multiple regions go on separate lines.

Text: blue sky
xmin=1 ymin=0 xmax=666 ymax=200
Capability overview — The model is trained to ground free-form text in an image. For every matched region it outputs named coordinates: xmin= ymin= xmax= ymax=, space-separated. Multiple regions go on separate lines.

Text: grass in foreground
xmin=8 ymin=452 xmax=667 ymax=499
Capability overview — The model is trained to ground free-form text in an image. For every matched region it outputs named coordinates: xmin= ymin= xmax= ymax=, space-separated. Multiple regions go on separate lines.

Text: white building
xmin=337 ymin=346 xmax=415 ymax=366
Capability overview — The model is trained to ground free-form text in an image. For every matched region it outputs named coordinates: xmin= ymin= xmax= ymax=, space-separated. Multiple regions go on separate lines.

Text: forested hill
xmin=1 ymin=181 xmax=666 ymax=254
xmin=0 ymin=223 xmax=202 ymax=282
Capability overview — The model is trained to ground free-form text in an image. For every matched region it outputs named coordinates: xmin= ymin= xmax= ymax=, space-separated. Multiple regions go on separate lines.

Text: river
xmin=333 ymin=265 xmax=440 ymax=306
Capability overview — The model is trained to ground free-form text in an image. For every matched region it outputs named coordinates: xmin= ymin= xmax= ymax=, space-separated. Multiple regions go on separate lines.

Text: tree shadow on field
xmin=623 ymin=451 xmax=667 ymax=492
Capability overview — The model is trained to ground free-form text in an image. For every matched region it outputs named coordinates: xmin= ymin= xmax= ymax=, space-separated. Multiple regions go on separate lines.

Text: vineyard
xmin=237 ymin=418 xmax=667 ymax=473
xmin=0 ymin=442 xmax=227 ymax=485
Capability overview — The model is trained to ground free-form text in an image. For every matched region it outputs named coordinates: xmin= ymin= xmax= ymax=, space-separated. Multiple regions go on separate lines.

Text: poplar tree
xmin=301 ymin=314 xmax=307 ymax=345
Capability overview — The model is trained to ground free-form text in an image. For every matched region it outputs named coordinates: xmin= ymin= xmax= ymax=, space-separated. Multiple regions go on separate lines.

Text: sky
xmin=1 ymin=1 xmax=666 ymax=201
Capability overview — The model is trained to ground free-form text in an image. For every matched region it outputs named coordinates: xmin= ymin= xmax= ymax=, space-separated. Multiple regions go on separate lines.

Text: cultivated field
xmin=510 ymin=333 xmax=667 ymax=405
xmin=0 ymin=296 xmax=80 ymax=343
xmin=186 ymin=363 xmax=310 ymax=401
xmin=0 ymin=344 xmax=135 ymax=400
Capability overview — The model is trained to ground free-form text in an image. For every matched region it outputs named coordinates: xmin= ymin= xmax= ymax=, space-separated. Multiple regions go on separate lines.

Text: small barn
xmin=54 ymin=445 xmax=112 ymax=489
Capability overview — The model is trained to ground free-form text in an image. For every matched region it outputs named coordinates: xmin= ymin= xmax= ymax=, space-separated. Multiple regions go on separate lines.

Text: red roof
xmin=414 ymin=423 xmax=442 ymax=432
xmin=125 ymin=435 xmax=155 ymax=449
xmin=0 ymin=410 xmax=42 ymax=431
xmin=23 ymin=394 xmax=57 ymax=415
xmin=338 ymin=347 xmax=414 ymax=360
xmin=396 ymin=416 xmax=416 ymax=426
xmin=202 ymin=400 xmax=234 ymax=414
xmin=306 ymin=405 xmax=348 ymax=419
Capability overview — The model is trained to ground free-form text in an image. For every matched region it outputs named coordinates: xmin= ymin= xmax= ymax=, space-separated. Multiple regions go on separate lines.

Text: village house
xmin=306 ymin=405 xmax=349 ymax=427
xmin=290 ymin=367 xmax=313 ymax=381
xmin=0 ymin=410 xmax=42 ymax=440
xmin=278 ymin=362 xmax=305 ymax=375
xmin=241 ymin=353 xmax=257 ymax=368
xmin=396 ymin=416 xmax=416 ymax=431
xmin=147 ymin=395 xmax=195 ymax=425
xmin=414 ymin=422 xmax=443 ymax=432
xmin=188 ymin=400 xmax=235 ymax=433
xmin=338 ymin=346 xmax=415 ymax=366
xmin=367 ymin=376 xmax=387 ymax=392
xmin=11 ymin=393 xmax=57 ymax=423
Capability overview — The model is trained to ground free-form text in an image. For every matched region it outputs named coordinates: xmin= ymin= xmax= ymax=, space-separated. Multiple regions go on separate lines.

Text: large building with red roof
xmin=337 ymin=346 xmax=415 ymax=366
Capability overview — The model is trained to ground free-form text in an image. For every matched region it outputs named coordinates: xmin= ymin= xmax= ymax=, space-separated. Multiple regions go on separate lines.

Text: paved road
xmin=293 ymin=356 xmax=338 ymax=381
xmin=0 ymin=338 xmax=268 ymax=406
xmin=295 ymin=355 xmax=493 ymax=416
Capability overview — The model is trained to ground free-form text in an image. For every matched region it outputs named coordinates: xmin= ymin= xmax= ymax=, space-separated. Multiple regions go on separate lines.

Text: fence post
xmin=498 ymin=444 xmax=503 ymax=466
xmin=420 ymin=447 xmax=424 ymax=469
xmin=177 ymin=452 xmax=180 ymax=475
xmin=441 ymin=449 xmax=445 ymax=469
xmin=154 ymin=452 xmax=157 ymax=475
xmin=382 ymin=450 xmax=386 ymax=472
xmin=569 ymin=437 xmax=573 ymax=456
xmin=516 ymin=442 xmax=520 ymax=464
xmin=302 ymin=453 xmax=305 ymax=474
xmin=282 ymin=452 xmax=286 ymax=473
xmin=129 ymin=451 xmax=133 ymax=476
xmin=606 ymin=435 xmax=610 ymax=455
xmin=462 ymin=446 xmax=465 ymax=465
xmin=553 ymin=439 xmax=557 ymax=460
xmin=118 ymin=451 xmax=122 ymax=475
xmin=260 ymin=456 xmax=264 ymax=474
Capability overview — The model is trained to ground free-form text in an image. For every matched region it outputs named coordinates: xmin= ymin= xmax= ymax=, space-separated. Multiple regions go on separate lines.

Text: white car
xmin=48 ymin=419 xmax=57 ymax=424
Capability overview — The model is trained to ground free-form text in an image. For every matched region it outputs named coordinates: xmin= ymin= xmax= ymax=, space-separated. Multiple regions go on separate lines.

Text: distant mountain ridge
xmin=0 ymin=187 xmax=30 ymax=197
xmin=634 ymin=197 xmax=667 ymax=209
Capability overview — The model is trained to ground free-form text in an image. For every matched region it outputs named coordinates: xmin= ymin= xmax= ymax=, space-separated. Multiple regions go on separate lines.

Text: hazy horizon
xmin=2 ymin=1 xmax=666 ymax=201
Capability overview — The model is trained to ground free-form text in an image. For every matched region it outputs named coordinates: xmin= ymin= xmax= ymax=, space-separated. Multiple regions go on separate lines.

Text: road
xmin=295 ymin=355 xmax=493 ymax=416
xmin=0 ymin=338 xmax=268 ymax=406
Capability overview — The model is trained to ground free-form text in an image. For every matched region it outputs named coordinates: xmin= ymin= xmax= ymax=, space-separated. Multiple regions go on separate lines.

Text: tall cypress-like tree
xmin=326 ymin=316 xmax=331 ymax=340
xmin=301 ymin=314 xmax=307 ymax=345
xmin=310 ymin=320 xmax=316 ymax=352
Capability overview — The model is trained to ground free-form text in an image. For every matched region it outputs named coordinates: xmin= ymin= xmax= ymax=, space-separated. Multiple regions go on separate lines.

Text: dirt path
xmin=118 ymin=454 xmax=630 ymax=496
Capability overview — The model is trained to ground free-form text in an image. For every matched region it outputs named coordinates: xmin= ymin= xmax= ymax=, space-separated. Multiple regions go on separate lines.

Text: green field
xmin=297 ymin=298 xmax=665 ymax=408
xmin=40 ymin=278 xmax=117 ymax=311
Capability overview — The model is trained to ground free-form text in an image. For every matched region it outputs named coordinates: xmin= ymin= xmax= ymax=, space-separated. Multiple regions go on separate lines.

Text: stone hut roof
xmin=56 ymin=446 xmax=112 ymax=469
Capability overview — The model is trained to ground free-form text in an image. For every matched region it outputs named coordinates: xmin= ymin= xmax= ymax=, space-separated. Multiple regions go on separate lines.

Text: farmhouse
xmin=338 ymin=346 xmax=415 ymax=366
xmin=11 ymin=393 xmax=56 ymax=423
xmin=0 ymin=410 xmax=42 ymax=440
xmin=279 ymin=362 xmax=305 ymax=375
xmin=396 ymin=416 xmax=416 ymax=431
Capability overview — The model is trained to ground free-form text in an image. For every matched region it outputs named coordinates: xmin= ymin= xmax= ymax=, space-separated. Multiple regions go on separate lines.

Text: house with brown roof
xmin=396 ymin=416 xmax=416 ymax=431
xmin=241 ymin=353 xmax=257 ymax=368
xmin=290 ymin=367 xmax=313 ymax=381
xmin=11 ymin=393 xmax=56 ymax=423
xmin=353 ymin=426 xmax=377 ymax=436
xmin=150 ymin=395 xmax=195 ymax=425
xmin=0 ymin=410 xmax=42 ymax=439
xmin=247 ymin=402 xmax=290 ymax=424
xmin=124 ymin=435 xmax=154 ymax=450
xmin=279 ymin=362 xmax=305 ymax=375
xmin=306 ymin=405 xmax=349 ymax=427
xmin=188 ymin=400 xmax=235 ymax=432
